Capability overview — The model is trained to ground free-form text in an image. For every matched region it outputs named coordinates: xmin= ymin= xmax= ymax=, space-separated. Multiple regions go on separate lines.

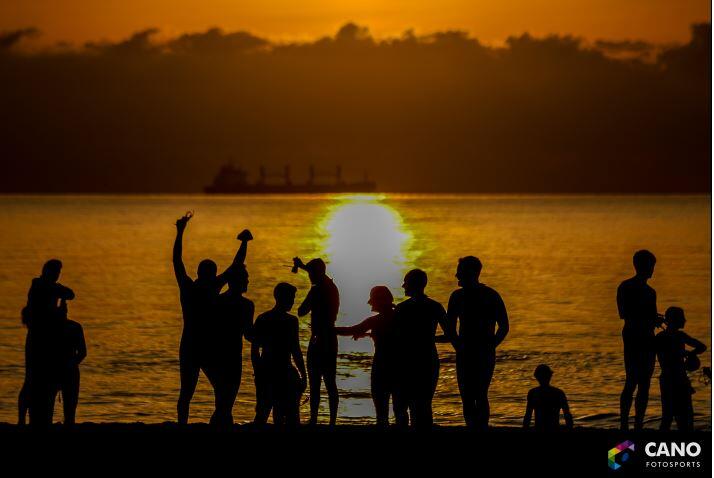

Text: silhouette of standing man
xmin=393 ymin=269 xmax=450 ymax=429
xmin=172 ymin=212 xmax=250 ymax=424
xmin=447 ymin=256 xmax=508 ymax=430
xmin=617 ymin=249 xmax=660 ymax=431
xmin=207 ymin=229 xmax=255 ymax=427
xmin=293 ymin=257 xmax=340 ymax=426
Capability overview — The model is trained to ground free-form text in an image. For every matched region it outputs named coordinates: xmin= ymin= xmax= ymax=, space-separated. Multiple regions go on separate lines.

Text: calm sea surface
xmin=0 ymin=194 xmax=710 ymax=428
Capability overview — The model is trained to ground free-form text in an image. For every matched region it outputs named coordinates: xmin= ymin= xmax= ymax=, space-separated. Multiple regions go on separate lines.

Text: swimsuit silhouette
xmin=293 ymin=257 xmax=340 ymax=425
xmin=22 ymin=259 xmax=75 ymax=427
xmin=617 ymin=250 xmax=660 ymax=431
xmin=172 ymin=212 xmax=250 ymax=424
xmin=392 ymin=269 xmax=450 ymax=429
xmin=54 ymin=299 xmax=86 ymax=426
xmin=205 ymin=230 xmax=255 ymax=426
xmin=335 ymin=286 xmax=397 ymax=427
xmin=252 ymin=283 xmax=307 ymax=426
xmin=523 ymin=364 xmax=573 ymax=431
xmin=655 ymin=307 xmax=707 ymax=431
xmin=446 ymin=256 xmax=509 ymax=430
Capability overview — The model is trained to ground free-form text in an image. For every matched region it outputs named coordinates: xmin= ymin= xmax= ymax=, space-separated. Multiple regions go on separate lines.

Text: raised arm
xmin=297 ymin=288 xmax=313 ymax=318
xmin=173 ymin=214 xmax=191 ymax=285
xmin=493 ymin=293 xmax=509 ymax=347
xmin=218 ymin=229 xmax=253 ymax=282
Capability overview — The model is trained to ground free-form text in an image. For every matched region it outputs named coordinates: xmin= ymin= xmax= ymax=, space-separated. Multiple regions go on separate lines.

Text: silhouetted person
xmin=24 ymin=259 xmax=75 ymax=427
xmin=293 ymin=257 xmax=340 ymax=425
xmin=54 ymin=299 xmax=86 ymax=426
xmin=655 ymin=307 xmax=706 ymax=431
xmin=335 ymin=286 xmax=397 ymax=427
xmin=523 ymin=364 xmax=573 ymax=431
xmin=173 ymin=212 xmax=250 ymax=424
xmin=446 ymin=256 xmax=509 ymax=430
xmin=18 ymin=306 xmax=31 ymax=425
xmin=392 ymin=269 xmax=450 ymax=429
xmin=252 ymin=283 xmax=307 ymax=426
xmin=617 ymin=250 xmax=661 ymax=431
xmin=206 ymin=259 xmax=255 ymax=426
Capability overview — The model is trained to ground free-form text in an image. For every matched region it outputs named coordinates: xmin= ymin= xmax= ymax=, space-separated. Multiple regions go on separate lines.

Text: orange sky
xmin=0 ymin=0 xmax=710 ymax=45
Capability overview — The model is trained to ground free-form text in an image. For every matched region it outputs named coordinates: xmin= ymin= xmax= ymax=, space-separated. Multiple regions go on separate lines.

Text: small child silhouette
xmin=523 ymin=364 xmax=573 ymax=431
xmin=655 ymin=306 xmax=707 ymax=431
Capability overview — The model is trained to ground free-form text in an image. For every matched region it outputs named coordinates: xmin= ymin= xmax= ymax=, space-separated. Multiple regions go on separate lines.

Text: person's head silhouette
xmin=664 ymin=306 xmax=686 ymax=330
xmin=368 ymin=286 xmax=394 ymax=313
xmin=305 ymin=258 xmax=327 ymax=284
xmin=227 ymin=265 xmax=249 ymax=293
xmin=456 ymin=256 xmax=482 ymax=286
xmin=534 ymin=364 xmax=553 ymax=386
xmin=41 ymin=259 xmax=63 ymax=283
xmin=633 ymin=250 xmax=656 ymax=279
xmin=197 ymin=258 xmax=218 ymax=282
xmin=403 ymin=269 xmax=428 ymax=297
xmin=274 ymin=282 xmax=297 ymax=311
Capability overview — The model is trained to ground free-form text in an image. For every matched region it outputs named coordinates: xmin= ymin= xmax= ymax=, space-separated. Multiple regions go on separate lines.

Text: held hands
xmin=299 ymin=375 xmax=308 ymax=394
xmin=175 ymin=211 xmax=193 ymax=231
xmin=237 ymin=229 xmax=253 ymax=242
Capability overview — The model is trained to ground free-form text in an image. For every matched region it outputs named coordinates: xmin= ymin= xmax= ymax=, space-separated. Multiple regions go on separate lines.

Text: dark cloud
xmin=167 ymin=28 xmax=268 ymax=55
xmin=0 ymin=23 xmax=709 ymax=193
xmin=0 ymin=27 xmax=39 ymax=50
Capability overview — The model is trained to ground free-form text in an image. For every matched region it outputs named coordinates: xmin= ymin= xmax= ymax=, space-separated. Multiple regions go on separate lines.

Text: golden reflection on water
xmin=314 ymin=195 xmax=415 ymax=416
xmin=317 ymin=195 xmax=414 ymax=328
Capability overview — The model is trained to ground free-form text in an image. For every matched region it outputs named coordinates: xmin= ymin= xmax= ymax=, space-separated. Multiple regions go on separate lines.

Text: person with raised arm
xmin=172 ymin=211 xmax=251 ymax=424
xmin=335 ymin=286 xmax=397 ymax=427
xmin=292 ymin=257 xmax=340 ymax=426
xmin=206 ymin=230 xmax=255 ymax=427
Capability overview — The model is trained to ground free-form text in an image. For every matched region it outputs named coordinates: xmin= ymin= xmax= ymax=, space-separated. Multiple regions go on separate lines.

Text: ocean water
xmin=0 ymin=194 xmax=710 ymax=428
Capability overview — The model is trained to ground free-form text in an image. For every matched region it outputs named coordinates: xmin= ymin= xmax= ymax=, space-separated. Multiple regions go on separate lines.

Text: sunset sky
xmin=0 ymin=0 xmax=709 ymax=45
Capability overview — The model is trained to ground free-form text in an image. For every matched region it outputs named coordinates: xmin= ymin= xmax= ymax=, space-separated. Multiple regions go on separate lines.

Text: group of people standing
xmin=617 ymin=250 xmax=707 ymax=432
xmin=16 ymin=212 xmax=708 ymax=431
xmin=171 ymin=212 xmax=511 ymax=429
xmin=18 ymin=260 xmax=86 ymax=427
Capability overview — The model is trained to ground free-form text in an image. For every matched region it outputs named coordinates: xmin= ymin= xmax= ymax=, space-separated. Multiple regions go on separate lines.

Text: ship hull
xmin=204 ymin=182 xmax=377 ymax=194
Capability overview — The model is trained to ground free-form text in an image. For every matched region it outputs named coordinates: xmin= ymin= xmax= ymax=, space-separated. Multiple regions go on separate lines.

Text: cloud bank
xmin=0 ymin=23 xmax=710 ymax=193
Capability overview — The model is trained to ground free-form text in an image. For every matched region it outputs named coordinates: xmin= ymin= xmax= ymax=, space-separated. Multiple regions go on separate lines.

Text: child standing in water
xmin=655 ymin=307 xmax=706 ymax=431
xmin=335 ymin=286 xmax=397 ymax=427
xmin=523 ymin=364 xmax=573 ymax=431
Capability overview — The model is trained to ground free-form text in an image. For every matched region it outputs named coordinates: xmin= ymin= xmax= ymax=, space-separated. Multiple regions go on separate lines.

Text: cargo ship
xmin=204 ymin=164 xmax=377 ymax=194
